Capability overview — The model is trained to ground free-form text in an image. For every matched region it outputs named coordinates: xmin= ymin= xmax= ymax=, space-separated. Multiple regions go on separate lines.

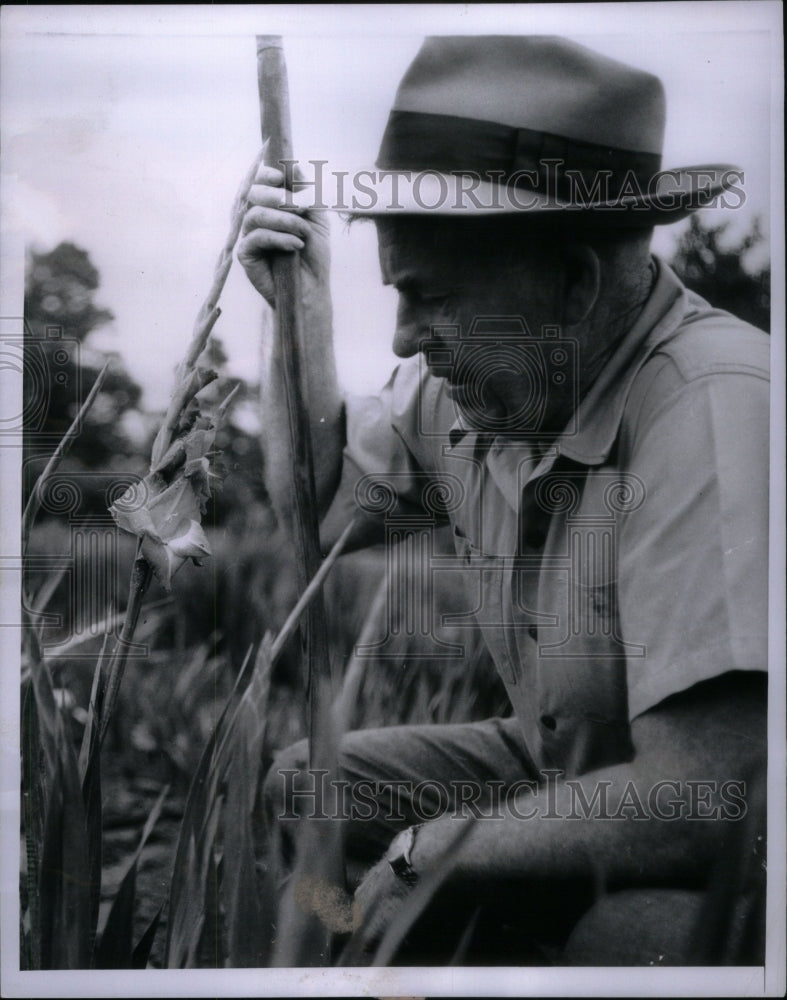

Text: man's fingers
xmin=239 ymin=164 xmax=329 ymax=302
xmin=241 ymin=204 xmax=313 ymax=240
xmin=253 ymin=164 xmax=285 ymax=186
xmin=247 ymin=182 xmax=300 ymax=209
xmin=253 ymin=161 xmax=311 ymax=186
xmin=237 ymin=228 xmax=304 ymax=259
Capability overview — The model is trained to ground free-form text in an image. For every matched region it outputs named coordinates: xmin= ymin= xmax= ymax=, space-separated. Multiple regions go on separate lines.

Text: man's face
xmin=376 ymin=217 xmax=568 ymax=434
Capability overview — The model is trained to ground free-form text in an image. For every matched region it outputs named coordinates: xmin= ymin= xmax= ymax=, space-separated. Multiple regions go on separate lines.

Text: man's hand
xmin=238 ymin=163 xmax=343 ymax=528
xmin=237 ymin=164 xmax=331 ymax=306
xmin=351 ymin=858 xmax=414 ymax=960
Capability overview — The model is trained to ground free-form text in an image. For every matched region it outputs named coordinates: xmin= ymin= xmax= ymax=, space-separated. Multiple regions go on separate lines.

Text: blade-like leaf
xmin=78 ymin=635 xmax=109 ymax=943
xmin=169 ymin=806 xmax=223 ymax=968
xmin=81 ymin=745 xmax=102 ymax=948
xmin=222 ymin=639 xmax=273 ymax=966
xmin=197 ymin=836 xmax=224 ymax=968
xmin=94 ymin=785 xmax=168 ymax=969
xmin=170 ymin=832 xmax=203 ymax=968
xmin=98 ymin=553 xmax=153 ymax=749
xmin=26 ymin=629 xmax=93 ymax=969
xmin=448 ymin=906 xmax=482 ymax=966
xmin=38 ymin=721 xmax=92 ymax=969
xmin=27 ymin=645 xmax=61 ymax=790
xmin=165 ymin=649 xmax=254 ymax=967
xmin=50 ymin=600 xmax=172 ymax=659
xmin=20 ymin=683 xmax=45 ymax=969
xmin=30 ymin=562 xmax=70 ymax=642
xmin=22 ymin=362 xmax=110 ymax=540
xmin=131 ymin=904 xmax=163 ymax=969
xmin=79 ymin=633 xmax=109 ymax=948
xmin=93 ymin=860 xmax=137 ymax=969
xmin=78 ymin=634 xmax=109 ymax=782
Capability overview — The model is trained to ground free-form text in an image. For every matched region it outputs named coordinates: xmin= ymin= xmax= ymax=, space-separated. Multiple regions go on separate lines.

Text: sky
xmin=1 ymin=3 xmax=781 ymax=412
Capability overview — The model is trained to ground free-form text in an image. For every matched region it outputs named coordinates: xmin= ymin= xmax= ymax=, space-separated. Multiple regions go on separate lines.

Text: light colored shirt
xmin=322 ymin=258 xmax=769 ymax=776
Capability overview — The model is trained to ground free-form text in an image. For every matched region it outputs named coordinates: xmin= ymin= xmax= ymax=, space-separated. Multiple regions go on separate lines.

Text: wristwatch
xmin=385 ymin=824 xmax=423 ymax=887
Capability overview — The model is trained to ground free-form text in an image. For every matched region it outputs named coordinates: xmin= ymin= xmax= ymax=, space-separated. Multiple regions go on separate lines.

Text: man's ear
xmin=561 ymin=244 xmax=601 ymax=325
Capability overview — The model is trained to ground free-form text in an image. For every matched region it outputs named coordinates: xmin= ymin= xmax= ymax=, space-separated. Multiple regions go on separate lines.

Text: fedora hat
xmin=292 ymin=36 xmax=742 ymax=222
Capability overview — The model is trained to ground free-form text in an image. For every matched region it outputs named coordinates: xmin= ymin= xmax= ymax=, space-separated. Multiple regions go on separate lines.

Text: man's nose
xmin=392 ymin=295 xmax=427 ymax=358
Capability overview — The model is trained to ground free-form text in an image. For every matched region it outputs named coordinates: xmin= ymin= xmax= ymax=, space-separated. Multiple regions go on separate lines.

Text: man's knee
xmin=562 ymin=889 xmax=704 ymax=966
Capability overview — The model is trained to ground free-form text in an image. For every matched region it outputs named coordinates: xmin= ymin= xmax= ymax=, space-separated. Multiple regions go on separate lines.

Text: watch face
xmin=389 ymin=855 xmax=408 ymax=876
xmin=386 ymin=827 xmax=419 ymax=885
xmin=389 ymin=855 xmax=419 ymax=887
xmin=386 ymin=827 xmax=414 ymax=864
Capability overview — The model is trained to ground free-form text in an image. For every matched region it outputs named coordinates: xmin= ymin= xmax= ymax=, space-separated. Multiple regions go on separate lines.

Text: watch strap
xmin=387 ymin=824 xmax=423 ymax=886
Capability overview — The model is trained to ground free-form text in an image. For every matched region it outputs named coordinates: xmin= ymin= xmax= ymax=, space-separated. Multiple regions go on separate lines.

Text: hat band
xmin=376 ymin=110 xmax=662 ymax=199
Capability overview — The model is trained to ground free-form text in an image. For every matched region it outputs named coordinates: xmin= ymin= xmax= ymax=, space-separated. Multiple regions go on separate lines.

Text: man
xmin=239 ymin=37 xmax=768 ymax=964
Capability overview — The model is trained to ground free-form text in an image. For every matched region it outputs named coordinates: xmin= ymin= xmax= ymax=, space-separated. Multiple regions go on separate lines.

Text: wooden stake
xmin=256 ymin=36 xmax=334 ymax=769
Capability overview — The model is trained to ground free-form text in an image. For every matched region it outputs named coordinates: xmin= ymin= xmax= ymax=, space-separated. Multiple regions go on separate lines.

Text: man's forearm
xmin=411 ymin=759 xmax=740 ymax=893
xmin=409 ymin=674 xmax=765 ymax=893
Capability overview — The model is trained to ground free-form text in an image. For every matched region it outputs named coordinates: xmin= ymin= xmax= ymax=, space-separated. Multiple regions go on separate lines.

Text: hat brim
xmin=289 ymin=163 xmax=742 ymax=225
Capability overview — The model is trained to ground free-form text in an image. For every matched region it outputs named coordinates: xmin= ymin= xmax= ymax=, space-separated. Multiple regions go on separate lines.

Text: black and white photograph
xmin=1 ymin=4 xmax=784 ymax=997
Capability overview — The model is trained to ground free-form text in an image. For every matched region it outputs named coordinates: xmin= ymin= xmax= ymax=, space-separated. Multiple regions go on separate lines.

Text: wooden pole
xmin=256 ymin=36 xmax=333 ymax=769
xmin=257 ymin=35 xmax=347 ymax=967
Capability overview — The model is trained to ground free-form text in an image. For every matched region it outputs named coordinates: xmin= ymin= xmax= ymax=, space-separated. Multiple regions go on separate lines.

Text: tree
xmin=23 ymin=242 xmax=146 ymax=513
xmin=669 ymin=215 xmax=770 ymax=333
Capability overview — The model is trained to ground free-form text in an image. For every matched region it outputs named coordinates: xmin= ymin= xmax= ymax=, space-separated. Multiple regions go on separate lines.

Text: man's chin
xmin=447 ymin=380 xmax=547 ymax=437
xmin=447 ymin=381 xmax=506 ymax=431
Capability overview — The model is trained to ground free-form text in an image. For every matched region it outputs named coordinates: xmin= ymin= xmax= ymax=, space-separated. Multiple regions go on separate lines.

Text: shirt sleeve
xmin=617 ymin=354 xmax=769 ymax=720
xmin=320 ymin=357 xmax=441 ymax=549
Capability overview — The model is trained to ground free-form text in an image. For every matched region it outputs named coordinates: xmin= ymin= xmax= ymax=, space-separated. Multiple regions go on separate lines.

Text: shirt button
xmin=527 ymin=624 xmax=538 ymax=641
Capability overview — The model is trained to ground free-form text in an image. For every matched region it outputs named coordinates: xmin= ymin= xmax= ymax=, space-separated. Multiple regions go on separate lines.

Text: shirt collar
xmin=556 ymin=257 xmax=687 ymax=465
xmin=446 ymin=257 xmax=689 ymax=476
